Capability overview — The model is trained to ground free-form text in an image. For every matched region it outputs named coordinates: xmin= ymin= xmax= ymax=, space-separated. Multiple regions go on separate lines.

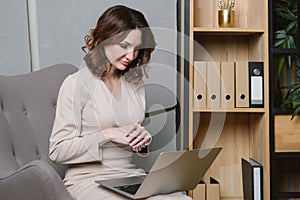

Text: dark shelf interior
xmin=274 ymin=192 xmax=300 ymax=199
xmin=269 ymin=0 xmax=300 ymax=199
xmin=271 ymin=108 xmax=294 ymax=115
xmin=271 ymin=48 xmax=299 ymax=55
xmin=273 ymin=152 xmax=300 ymax=158
xmin=272 ymin=158 xmax=300 ymax=197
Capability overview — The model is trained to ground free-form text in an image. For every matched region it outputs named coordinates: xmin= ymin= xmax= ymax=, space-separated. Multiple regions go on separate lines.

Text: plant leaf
xmin=275 ymin=29 xmax=287 ymax=35
xmin=287 ymin=55 xmax=292 ymax=68
xmin=277 ymin=56 xmax=285 ymax=75
xmin=274 ymin=30 xmax=287 ymax=39
xmin=274 ymin=33 xmax=287 ymax=39
xmin=274 ymin=39 xmax=285 ymax=47
xmin=291 ymin=105 xmax=300 ymax=120
xmin=287 ymin=35 xmax=296 ymax=48
xmin=285 ymin=20 xmax=298 ymax=32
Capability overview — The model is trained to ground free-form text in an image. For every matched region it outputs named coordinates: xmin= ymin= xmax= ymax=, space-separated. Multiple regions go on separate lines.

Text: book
xmin=241 ymin=158 xmax=263 ymax=200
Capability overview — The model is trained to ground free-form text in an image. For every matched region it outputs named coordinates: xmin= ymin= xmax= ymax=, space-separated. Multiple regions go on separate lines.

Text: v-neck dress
xmin=49 ymin=66 xmax=192 ymax=200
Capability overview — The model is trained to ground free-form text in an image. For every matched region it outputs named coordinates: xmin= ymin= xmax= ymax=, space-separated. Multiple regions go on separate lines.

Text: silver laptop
xmin=95 ymin=147 xmax=222 ymax=199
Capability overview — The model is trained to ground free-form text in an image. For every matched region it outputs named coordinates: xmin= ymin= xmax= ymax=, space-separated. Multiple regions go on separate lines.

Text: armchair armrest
xmin=0 ymin=160 xmax=73 ymax=200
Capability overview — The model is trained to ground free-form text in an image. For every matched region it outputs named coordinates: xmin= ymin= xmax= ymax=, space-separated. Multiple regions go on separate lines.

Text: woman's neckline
xmin=100 ymin=76 xmax=123 ymax=102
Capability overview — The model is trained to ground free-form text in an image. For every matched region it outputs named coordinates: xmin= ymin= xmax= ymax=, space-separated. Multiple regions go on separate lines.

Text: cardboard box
xmin=193 ymin=181 xmax=206 ymax=200
xmin=193 ymin=178 xmax=220 ymax=200
xmin=274 ymin=115 xmax=300 ymax=152
xmin=207 ymin=177 xmax=220 ymax=200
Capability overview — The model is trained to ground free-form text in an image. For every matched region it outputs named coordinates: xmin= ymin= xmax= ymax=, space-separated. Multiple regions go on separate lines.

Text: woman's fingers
xmin=122 ymin=123 xmax=139 ymax=137
xmin=119 ymin=122 xmax=152 ymax=152
xmin=129 ymin=131 xmax=146 ymax=146
xmin=130 ymin=131 xmax=152 ymax=151
xmin=129 ymin=125 xmax=145 ymax=139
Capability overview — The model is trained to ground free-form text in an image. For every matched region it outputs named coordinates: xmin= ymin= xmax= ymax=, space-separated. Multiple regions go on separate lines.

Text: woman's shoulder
xmin=58 ymin=67 xmax=91 ymax=103
xmin=134 ymin=79 xmax=145 ymax=88
xmin=62 ymin=66 xmax=93 ymax=86
xmin=124 ymin=75 xmax=144 ymax=85
xmin=61 ymin=70 xmax=79 ymax=87
xmin=123 ymin=77 xmax=145 ymax=90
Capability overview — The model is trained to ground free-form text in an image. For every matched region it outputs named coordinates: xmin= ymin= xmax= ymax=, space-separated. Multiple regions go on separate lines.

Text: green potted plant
xmin=273 ymin=0 xmax=299 ymax=119
xmin=273 ymin=0 xmax=298 ymax=74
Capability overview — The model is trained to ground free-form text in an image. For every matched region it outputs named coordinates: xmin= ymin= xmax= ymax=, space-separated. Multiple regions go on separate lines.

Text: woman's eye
xmin=120 ymin=43 xmax=128 ymax=49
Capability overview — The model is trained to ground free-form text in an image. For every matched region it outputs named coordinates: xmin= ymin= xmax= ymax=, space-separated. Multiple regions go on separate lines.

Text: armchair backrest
xmin=0 ymin=64 xmax=78 ymax=178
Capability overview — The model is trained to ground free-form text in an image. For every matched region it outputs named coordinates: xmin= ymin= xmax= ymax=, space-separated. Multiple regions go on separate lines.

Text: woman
xmin=49 ymin=5 xmax=192 ymax=200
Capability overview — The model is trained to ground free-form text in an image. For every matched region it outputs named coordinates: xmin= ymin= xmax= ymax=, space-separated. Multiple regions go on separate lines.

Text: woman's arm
xmin=49 ymin=74 xmax=106 ymax=164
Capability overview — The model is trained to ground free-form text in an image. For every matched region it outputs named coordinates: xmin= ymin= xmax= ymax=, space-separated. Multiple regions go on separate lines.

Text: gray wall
xmin=0 ymin=0 xmax=179 ymax=170
xmin=36 ymin=1 xmax=177 ymax=70
xmin=0 ymin=1 xmax=31 ymax=75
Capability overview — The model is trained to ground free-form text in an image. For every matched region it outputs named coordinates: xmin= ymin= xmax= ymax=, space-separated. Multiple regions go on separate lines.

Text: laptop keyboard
xmin=115 ymin=184 xmax=141 ymax=195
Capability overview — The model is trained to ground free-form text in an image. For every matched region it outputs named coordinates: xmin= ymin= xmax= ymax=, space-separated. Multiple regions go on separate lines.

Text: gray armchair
xmin=0 ymin=64 xmax=78 ymax=200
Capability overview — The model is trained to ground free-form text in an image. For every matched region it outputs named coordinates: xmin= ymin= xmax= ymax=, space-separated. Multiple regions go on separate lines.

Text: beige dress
xmin=49 ymin=67 xmax=192 ymax=200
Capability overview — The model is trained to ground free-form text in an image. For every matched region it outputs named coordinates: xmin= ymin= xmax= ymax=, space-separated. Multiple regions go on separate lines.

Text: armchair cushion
xmin=0 ymin=160 xmax=74 ymax=200
xmin=0 ymin=64 xmax=78 ymax=200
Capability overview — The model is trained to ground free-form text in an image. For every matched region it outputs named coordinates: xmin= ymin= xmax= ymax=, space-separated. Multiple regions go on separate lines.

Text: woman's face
xmin=104 ymin=29 xmax=142 ymax=71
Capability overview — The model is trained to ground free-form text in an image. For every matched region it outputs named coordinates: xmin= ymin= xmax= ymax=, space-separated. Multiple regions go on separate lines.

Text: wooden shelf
xmin=193 ymin=108 xmax=266 ymax=113
xmin=193 ymin=27 xmax=265 ymax=35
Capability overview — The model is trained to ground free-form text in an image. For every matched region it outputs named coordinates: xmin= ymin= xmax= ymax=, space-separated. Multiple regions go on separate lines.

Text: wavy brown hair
xmin=82 ymin=5 xmax=156 ymax=83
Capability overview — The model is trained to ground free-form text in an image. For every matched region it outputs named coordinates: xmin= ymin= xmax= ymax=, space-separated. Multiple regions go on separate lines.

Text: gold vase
xmin=218 ymin=10 xmax=234 ymax=27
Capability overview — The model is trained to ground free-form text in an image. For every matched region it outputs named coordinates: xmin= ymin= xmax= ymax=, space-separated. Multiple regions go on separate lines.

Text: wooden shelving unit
xmin=188 ymin=0 xmax=269 ymax=199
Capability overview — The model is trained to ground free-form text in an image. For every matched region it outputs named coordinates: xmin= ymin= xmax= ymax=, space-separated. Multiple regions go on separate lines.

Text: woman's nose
xmin=125 ymin=51 xmax=134 ymax=61
xmin=125 ymin=49 xmax=137 ymax=61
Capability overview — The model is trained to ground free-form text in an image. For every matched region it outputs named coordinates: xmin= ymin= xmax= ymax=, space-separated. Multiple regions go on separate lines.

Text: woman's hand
xmin=124 ymin=121 xmax=152 ymax=152
xmin=100 ymin=122 xmax=152 ymax=152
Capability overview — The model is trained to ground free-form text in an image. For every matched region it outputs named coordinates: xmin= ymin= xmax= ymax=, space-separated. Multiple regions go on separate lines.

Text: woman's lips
xmin=120 ymin=60 xmax=129 ymax=66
